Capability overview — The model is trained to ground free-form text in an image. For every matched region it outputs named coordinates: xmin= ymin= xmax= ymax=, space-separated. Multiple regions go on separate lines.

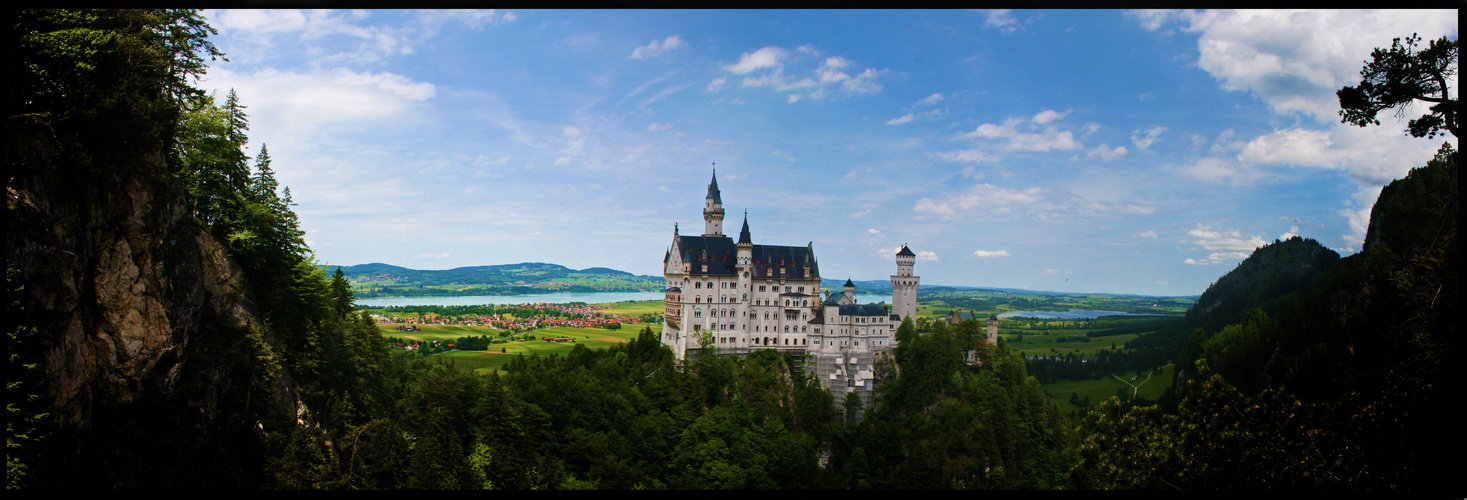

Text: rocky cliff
xmin=8 ymin=114 xmax=299 ymax=487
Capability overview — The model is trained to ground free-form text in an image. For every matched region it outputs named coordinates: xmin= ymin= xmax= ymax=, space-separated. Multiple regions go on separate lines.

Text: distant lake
xmin=357 ymin=291 xmax=665 ymax=307
xmin=357 ymin=292 xmax=894 ymax=307
xmin=997 ymin=309 xmax=1178 ymax=320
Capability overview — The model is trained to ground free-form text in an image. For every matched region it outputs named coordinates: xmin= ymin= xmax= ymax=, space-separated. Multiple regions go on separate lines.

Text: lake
xmin=357 ymin=292 xmax=893 ymax=307
xmin=997 ymin=309 xmax=1179 ymax=320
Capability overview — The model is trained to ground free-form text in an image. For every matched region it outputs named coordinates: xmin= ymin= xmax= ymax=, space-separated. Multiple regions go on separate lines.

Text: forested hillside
xmin=1117 ymin=235 xmax=1342 ymax=408
xmin=1074 ymin=144 xmax=1458 ymax=490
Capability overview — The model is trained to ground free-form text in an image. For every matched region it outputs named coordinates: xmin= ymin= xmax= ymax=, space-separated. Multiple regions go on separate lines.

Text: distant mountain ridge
xmin=332 ymin=262 xmax=664 ymax=298
xmin=335 ymin=262 xmax=657 ymax=282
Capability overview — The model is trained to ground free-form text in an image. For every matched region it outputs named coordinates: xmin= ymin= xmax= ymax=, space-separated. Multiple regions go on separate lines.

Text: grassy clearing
xmin=1042 ymin=363 xmax=1175 ymax=415
xmin=597 ymin=299 xmax=664 ymax=316
xmin=1004 ymin=333 xmax=1145 ymax=359
xmin=385 ymin=323 xmax=657 ymax=375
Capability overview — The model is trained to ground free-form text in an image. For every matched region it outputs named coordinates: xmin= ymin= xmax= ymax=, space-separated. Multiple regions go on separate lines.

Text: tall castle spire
xmin=703 ymin=168 xmax=725 ymax=235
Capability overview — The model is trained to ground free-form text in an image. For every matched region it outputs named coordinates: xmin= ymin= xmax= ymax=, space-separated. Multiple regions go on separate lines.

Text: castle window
xmin=694 ymin=310 xmax=702 ymax=318
xmin=798 ymin=286 xmax=804 ymax=292
xmin=695 ymin=297 xmax=701 ymax=303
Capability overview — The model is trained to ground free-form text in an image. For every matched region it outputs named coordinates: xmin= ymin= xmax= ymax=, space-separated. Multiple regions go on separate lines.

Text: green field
xmin=382 ymin=323 xmax=660 ymax=375
xmin=597 ymin=299 xmax=664 ymax=316
xmin=1042 ymin=363 xmax=1174 ymax=415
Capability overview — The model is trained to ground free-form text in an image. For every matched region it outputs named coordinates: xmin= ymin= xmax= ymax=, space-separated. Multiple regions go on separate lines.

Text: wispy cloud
xmin=974 ymin=249 xmax=1011 ymax=258
xmin=628 ymin=35 xmax=687 ymax=59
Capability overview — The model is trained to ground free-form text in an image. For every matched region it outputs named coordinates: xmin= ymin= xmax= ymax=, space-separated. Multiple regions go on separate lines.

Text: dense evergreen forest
xmin=7 ymin=10 xmax=1458 ymax=491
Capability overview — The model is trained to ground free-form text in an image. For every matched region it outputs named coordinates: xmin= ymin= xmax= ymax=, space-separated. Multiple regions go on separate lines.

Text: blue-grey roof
xmin=675 ymin=235 xmax=738 ymax=276
xmin=706 ymin=171 xmax=722 ymax=204
xmin=738 ymin=214 xmax=752 ymax=244
xmin=838 ymin=304 xmax=889 ymax=316
xmin=896 ymin=245 xmax=915 ymax=256
xmin=750 ymin=244 xmax=819 ymax=279
xmin=672 ymin=235 xmax=821 ymax=279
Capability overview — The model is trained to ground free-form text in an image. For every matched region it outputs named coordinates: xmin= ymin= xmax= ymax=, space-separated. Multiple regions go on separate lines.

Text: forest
xmin=7 ymin=10 xmax=1458 ymax=491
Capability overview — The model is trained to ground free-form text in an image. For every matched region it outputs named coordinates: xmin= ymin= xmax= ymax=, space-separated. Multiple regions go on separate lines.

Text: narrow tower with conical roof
xmin=891 ymin=245 xmax=919 ymax=321
xmin=703 ymin=170 xmax=725 ymax=236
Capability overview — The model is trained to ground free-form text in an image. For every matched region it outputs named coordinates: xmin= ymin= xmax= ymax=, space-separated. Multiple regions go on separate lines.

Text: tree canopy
xmin=1338 ymin=33 xmax=1458 ymax=139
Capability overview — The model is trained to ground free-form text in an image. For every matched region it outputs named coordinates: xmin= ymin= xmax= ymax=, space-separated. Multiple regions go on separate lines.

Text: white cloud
xmin=915 ymin=183 xmax=1043 ymax=218
xmin=1042 ymin=268 xmax=1060 ymax=275
xmin=887 ymin=108 xmax=944 ymax=125
xmin=1131 ymin=126 xmax=1166 ymax=150
xmin=964 ymin=117 xmax=1082 ymax=152
xmin=984 ymin=9 xmax=1022 ymax=34
xmin=1141 ymin=9 xmax=1459 ymax=122
xmin=916 ymin=93 xmax=944 ymax=106
xmin=415 ymin=253 xmax=450 ymax=259
xmin=1172 ymin=157 xmax=1264 ymax=186
xmin=725 ymin=46 xmax=787 ymax=75
xmin=917 ymin=251 xmax=939 ymax=261
xmin=1185 ymin=223 xmax=1269 ymax=266
xmin=934 ymin=149 xmax=999 ymax=163
xmin=723 ymin=45 xmax=884 ymax=101
xmin=974 ymin=249 xmax=1011 ymax=258
xmin=648 ymin=122 xmax=674 ymax=132
xmin=199 ymin=68 xmax=435 ymax=136
xmin=1237 ymin=128 xmax=1337 ymax=168
xmin=629 ymin=35 xmax=688 ymax=60
xmin=706 ymin=77 xmax=727 ymax=92
xmin=1032 ymin=108 xmax=1071 ymax=124
xmin=1084 ymin=144 xmax=1128 ymax=162
xmin=1135 ymin=230 xmax=1158 ymax=239
xmin=916 ymin=182 xmax=1154 ymax=220
xmin=866 ymin=228 xmax=882 ymax=236
xmin=210 ymin=9 xmax=515 ymax=66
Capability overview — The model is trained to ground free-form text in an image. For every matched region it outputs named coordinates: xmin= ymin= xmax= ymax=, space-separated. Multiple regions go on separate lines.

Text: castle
xmin=660 ymin=171 xmax=919 ymax=407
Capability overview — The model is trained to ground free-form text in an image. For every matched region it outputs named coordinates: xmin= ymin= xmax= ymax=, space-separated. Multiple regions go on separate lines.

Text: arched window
xmin=695 ymin=297 xmax=701 ymax=303
xmin=742 ymin=293 xmax=747 ymax=301
xmin=695 ymin=282 xmax=701 ymax=289
xmin=694 ymin=310 xmax=702 ymax=318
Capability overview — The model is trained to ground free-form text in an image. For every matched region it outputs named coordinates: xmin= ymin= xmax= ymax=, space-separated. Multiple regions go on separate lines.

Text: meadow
xmin=380 ymin=322 xmax=661 ymax=375
xmin=1043 ymin=364 xmax=1175 ymax=416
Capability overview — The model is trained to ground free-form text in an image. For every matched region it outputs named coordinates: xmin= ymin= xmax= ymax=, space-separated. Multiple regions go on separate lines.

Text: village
xmin=372 ymin=301 xmax=656 ymax=353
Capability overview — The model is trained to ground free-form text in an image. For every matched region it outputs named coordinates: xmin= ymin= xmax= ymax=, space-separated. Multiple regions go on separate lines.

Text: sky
xmin=195 ymin=9 xmax=1458 ymax=296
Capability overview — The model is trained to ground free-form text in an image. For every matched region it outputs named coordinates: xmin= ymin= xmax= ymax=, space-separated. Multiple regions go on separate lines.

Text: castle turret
xmin=843 ymin=278 xmax=855 ymax=304
xmin=703 ymin=170 xmax=725 ymax=236
xmin=736 ymin=212 xmax=753 ymax=306
xmin=891 ymin=245 xmax=919 ymax=321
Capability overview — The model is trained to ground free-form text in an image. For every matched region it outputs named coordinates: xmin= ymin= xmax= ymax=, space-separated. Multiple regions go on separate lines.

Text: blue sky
xmin=196 ymin=9 xmax=1457 ymax=296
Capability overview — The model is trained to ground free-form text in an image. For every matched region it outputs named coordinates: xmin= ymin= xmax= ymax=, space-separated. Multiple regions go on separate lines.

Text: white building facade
xmin=661 ymin=172 xmax=919 ymax=407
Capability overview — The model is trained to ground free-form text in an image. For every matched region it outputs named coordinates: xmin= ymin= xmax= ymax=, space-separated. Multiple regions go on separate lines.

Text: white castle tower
xmin=891 ymin=245 xmax=919 ymax=321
